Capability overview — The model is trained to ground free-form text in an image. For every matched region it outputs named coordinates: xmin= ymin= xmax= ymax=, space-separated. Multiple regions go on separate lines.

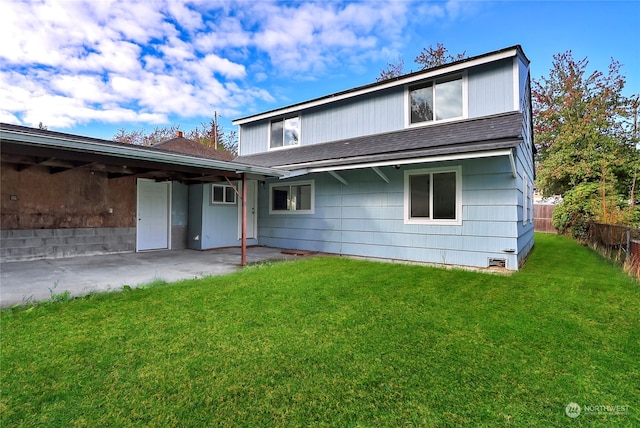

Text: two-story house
xmin=234 ymin=45 xmax=535 ymax=270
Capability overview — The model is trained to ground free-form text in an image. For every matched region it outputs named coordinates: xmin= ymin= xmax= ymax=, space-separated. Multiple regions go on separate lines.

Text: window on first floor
xmin=269 ymin=180 xmax=314 ymax=214
xmin=404 ymin=166 xmax=462 ymax=224
xmin=211 ymin=184 xmax=237 ymax=204
xmin=270 ymin=116 xmax=300 ymax=149
xmin=523 ymin=173 xmax=533 ymax=225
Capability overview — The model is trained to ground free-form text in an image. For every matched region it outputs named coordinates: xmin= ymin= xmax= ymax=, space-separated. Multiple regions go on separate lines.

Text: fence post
xmin=627 ymin=229 xmax=632 ymax=254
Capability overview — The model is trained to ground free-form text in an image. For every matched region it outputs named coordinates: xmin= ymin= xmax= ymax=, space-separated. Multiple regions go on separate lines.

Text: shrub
xmin=552 ymin=182 xmax=599 ymax=239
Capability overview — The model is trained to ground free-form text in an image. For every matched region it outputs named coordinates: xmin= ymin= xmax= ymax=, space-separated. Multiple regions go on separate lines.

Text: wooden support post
xmin=241 ymin=173 xmax=247 ymax=266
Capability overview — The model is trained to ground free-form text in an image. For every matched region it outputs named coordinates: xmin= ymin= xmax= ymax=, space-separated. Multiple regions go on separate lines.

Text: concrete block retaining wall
xmin=1 ymin=227 xmax=136 ymax=262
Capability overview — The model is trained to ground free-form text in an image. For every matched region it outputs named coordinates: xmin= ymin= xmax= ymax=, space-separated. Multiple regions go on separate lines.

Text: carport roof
xmin=0 ymin=123 xmax=285 ymax=181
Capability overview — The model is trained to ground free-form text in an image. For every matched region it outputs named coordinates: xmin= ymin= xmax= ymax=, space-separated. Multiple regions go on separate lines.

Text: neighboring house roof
xmin=233 ymin=45 xmax=529 ymax=125
xmin=154 ymin=135 xmax=235 ymax=161
xmin=235 ymin=112 xmax=523 ymax=171
xmin=0 ymin=123 xmax=284 ymax=180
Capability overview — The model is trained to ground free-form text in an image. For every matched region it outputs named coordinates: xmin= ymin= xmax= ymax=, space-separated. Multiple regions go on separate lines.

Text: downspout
xmin=508 ymin=149 xmax=517 ymax=178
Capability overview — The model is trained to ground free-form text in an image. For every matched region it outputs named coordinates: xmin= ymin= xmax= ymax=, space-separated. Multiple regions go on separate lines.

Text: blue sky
xmin=1 ymin=0 xmax=638 ymax=141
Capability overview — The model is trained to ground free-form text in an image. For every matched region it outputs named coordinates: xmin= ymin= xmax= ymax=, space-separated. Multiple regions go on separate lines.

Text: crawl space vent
xmin=488 ymin=258 xmax=506 ymax=268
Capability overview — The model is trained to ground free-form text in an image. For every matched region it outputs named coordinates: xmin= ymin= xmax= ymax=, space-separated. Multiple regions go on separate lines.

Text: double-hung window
xmin=408 ymin=75 xmax=463 ymax=125
xmin=269 ymin=180 xmax=314 ymax=214
xmin=211 ymin=184 xmax=236 ymax=204
xmin=270 ymin=116 xmax=300 ymax=149
xmin=404 ymin=167 xmax=462 ymax=224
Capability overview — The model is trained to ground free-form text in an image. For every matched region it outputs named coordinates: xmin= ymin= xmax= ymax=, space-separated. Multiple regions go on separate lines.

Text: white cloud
xmin=0 ymin=0 xmax=480 ymax=131
xmin=0 ymin=110 xmax=21 ymax=124
xmin=51 ymin=74 xmax=114 ymax=104
xmin=248 ymin=1 xmax=409 ymax=74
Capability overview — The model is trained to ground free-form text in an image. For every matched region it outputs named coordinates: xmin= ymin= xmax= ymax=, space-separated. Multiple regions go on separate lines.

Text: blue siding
xmin=468 ymin=59 xmax=515 ymax=117
xmin=171 ymin=182 xmax=189 ymax=250
xmin=257 ymin=157 xmax=524 ymax=270
xmin=239 ymin=121 xmax=268 ymax=156
xmin=187 ymin=184 xmax=204 ymax=250
xmin=188 ymin=183 xmax=257 ymax=250
xmin=239 ymin=60 xmax=518 ymax=156
xmin=514 ymin=53 xmax=535 ymax=268
xmin=240 ymin=49 xmax=535 ymax=270
xmin=171 ymin=182 xmax=188 ymax=226
xmin=302 ymin=88 xmax=404 ymax=145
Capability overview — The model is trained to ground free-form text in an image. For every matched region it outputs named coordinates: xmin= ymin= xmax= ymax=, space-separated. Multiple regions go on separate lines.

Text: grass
xmin=1 ymin=233 xmax=638 ymax=427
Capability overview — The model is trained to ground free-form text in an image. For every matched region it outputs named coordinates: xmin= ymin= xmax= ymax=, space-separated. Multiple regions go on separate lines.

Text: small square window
xmin=270 ymin=116 xmax=300 ymax=149
xmin=409 ymin=75 xmax=463 ymax=125
xmin=212 ymin=184 xmax=236 ymax=204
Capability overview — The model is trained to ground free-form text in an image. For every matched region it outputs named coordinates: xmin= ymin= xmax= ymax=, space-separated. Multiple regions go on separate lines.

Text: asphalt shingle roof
xmin=154 ymin=137 xmax=235 ymax=161
xmin=235 ymin=112 xmax=524 ymax=170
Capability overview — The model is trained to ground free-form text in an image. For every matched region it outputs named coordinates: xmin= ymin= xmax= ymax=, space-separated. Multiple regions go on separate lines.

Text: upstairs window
xmin=212 ymin=184 xmax=236 ymax=204
xmin=270 ymin=116 xmax=300 ymax=149
xmin=269 ymin=180 xmax=314 ymax=214
xmin=409 ymin=75 xmax=463 ymax=124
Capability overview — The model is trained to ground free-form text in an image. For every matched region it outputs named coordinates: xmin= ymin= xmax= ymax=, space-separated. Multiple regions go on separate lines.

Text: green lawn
xmin=1 ymin=233 xmax=638 ymax=427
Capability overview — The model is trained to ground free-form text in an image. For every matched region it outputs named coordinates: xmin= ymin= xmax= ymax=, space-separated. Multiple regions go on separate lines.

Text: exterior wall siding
xmin=514 ymin=56 xmax=535 ymax=267
xmin=188 ymin=183 xmax=257 ymax=250
xmin=301 ymin=89 xmax=404 ymax=145
xmin=238 ymin=122 xmax=267 ymax=157
xmin=171 ymin=182 xmax=189 ymax=249
xmin=239 ymin=60 xmax=517 ymax=156
xmin=257 ymin=157 xmax=522 ymax=270
xmin=467 ymin=59 xmax=515 ymax=118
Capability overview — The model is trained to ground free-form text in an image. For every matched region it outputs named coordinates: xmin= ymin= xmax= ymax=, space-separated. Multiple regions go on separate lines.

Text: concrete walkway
xmin=0 ymin=247 xmax=297 ymax=308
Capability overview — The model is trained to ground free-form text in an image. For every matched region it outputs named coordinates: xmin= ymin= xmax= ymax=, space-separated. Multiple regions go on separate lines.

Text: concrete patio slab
xmin=0 ymin=247 xmax=298 ymax=308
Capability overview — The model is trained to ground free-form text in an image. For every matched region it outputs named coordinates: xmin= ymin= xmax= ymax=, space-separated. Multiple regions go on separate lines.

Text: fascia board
xmin=233 ymin=48 xmax=519 ymax=125
xmin=305 ymin=149 xmax=514 ymax=173
xmin=1 ymin=129 xmax=285 ymax=177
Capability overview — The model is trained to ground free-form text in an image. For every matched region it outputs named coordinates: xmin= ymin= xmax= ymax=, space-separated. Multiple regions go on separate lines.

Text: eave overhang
xmin=280 ymin=147 xmax=518 ymax=180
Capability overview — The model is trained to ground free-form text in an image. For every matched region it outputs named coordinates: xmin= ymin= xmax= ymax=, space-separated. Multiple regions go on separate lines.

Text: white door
xmin=238 ymin=180 xmax=258 ymax=240
xmin=137 ymin=179 xmax=170 ymax=251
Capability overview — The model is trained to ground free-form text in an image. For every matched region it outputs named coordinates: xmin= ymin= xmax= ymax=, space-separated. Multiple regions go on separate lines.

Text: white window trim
xmin=269 ymin=179 xmax=315 ymax=215
xmin=211 ymin=184 xmax=237 ymax=205
xmin=404 ymin=72 xmax=468 ymax=128
xmin=268 ymin=115 xmax=301 ymax=151
xmin=404 ymin=166 xmax=462 ymax=225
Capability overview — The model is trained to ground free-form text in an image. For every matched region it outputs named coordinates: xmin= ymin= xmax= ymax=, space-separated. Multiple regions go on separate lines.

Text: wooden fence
xmin=587 ymin=222 xmax=640 ymax=279
xmin=534 ymin=204 xmax=556 ymax=233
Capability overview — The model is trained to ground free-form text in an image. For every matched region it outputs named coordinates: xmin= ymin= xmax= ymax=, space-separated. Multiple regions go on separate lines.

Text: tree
xmin=414 ymin=42 xmax=466 ymax=70
xmin=376 ymin=59 xmax=405 ymax=82
xmin=113 ymin=125 xmax=181 ymax=147
xmin=376 ymin=43 xmax=466 ymax=81
xmin=187 ymin=116 xmax=238 ymax=155
xmin=112 ymin=117 xmax=238 ymax=156
xmin=533 ymin=51 xmax=639 ymax=234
